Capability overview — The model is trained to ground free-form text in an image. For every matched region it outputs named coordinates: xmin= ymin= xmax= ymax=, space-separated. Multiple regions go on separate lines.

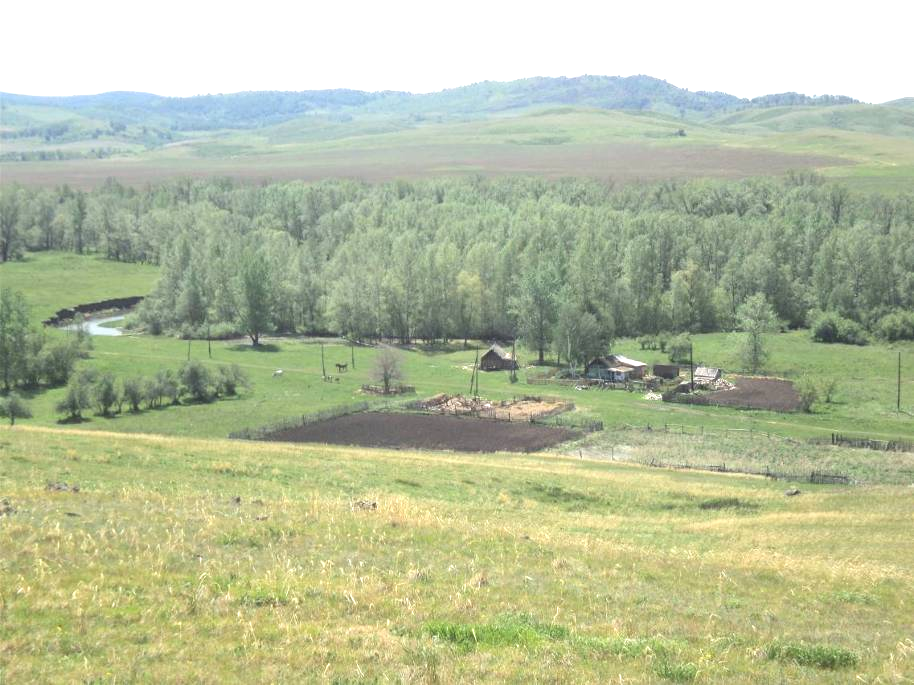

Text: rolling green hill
xmin=2 ymin=76 xmax=912 ymax=192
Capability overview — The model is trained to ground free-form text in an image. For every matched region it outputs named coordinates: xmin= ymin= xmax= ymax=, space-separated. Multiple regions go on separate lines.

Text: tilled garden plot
xmin=261 ymin=412 xmax=579 ymax=453
xmin=676 ymin=377 xmax=802 ymax=412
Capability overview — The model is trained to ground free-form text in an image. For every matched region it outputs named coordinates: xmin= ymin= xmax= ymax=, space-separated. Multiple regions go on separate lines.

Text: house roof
xmin=587 ymin=354 xmax=647 ymax=370
xmin=482 ymin=344 xmax=513 ymax=360
xmin=694 ymin=366 xmax=721 ymax=379
xmin=611 ymin=354 xmax=647 ymax=369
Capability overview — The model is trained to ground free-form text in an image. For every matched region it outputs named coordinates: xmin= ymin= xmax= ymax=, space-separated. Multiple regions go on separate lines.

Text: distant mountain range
xmin=1 ymin=75 xmax=870 ymax=131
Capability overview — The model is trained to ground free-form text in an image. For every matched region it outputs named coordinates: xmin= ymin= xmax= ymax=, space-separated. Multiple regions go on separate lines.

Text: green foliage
xmin=0 ymin=288 xmax=31 ymax=391
xmin=122 ymin=377 xmax=144 ymax=412
xmin=668 ymin=334 xmax=692 ymax=364
xmin=653 ymin=660 xmax=698 ymax=682
xmin=179 ymin=361 xmax=213 ymax=402
xmin=765 ymin=641 xmax=859 ymax=669
xmin=875 ymin=309 xmax=914 ymax=341
xmin=795 ymin=375 xmax=819 ymax=413
xmin=371 ymin=347 xmax=404 ymax=394
xmin=56 ymin=372 xmax=92 ymax=419
xmin=737 ymin=294 xmax=779 ymax=373
xmin=0 ymin=392 xmax=31 ymax=425
xmin=92 ymin=372 xmax=119 ymax=416
xmin=215 ymin=364 xmax=249 ymax=397
xmin=811 ymin=310 xmax=868 ymax=345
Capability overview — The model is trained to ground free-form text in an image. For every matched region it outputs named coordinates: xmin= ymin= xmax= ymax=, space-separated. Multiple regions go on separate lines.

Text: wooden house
xmin=480 ymin=344 xmax=518 ymax=371
xmin=585 ymin=354 xmax=648 ymax=382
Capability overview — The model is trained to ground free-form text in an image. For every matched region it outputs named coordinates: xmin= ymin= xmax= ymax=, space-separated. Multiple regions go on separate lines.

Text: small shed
xmin=653 ymin=363 xmax=680 ymax=380
xmin=480 ymin=344 xmax=518 ymax=371
xmin=585 ymin=354 xmax=648 ymax=382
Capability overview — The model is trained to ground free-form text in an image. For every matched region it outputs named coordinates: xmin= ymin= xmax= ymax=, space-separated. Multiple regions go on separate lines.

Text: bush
xmin=180 ymin=360 xmax=213 ymax=402
xmin=668 ymin=334 xmax=692 ymax=363
xmin=144 ymin=369 xmax=179 ymax=408
xmin=0 ymin=392 xmax=32 ymax=425
xmin=215 ymin=364 xmax=249 ymax=397
xmin=811 ymin=311 xmax=867 ymax=345
xmin=38 ymin=339 xmax=83 ymax=386
xmin=875 ymin=309 xmax=914 ymax=342
xmin=56 ymin=373 xmax=93 ymax=420
xmin=795 ymin=375 xmax=818 ymax=413
xmin=122 ymin=377 xmax=144 ymax=412
xmin=93 ymin=372 xmax=120 ymax=416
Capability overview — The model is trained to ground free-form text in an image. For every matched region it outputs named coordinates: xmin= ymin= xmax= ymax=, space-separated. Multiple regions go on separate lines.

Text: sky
xmin=1 ymin=0 xmax=912 ymax=103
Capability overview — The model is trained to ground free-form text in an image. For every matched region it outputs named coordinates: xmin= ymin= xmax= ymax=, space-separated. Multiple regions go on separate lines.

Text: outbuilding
xmin=480 ymin=344 xmax=518 ymax=371
xmin=585 ymin=354 xmax=648 ymax=382
xmin=653 ymin=363 xmax=680 ymax=379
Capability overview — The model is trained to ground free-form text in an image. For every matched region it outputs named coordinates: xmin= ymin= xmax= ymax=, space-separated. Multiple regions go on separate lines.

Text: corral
xmin=260 ymin=411 xmax=579 ymax=452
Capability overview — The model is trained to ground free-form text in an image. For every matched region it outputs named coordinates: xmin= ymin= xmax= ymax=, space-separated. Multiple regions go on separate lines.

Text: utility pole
xmin=187 ymin=340 xmax=191 ymax=361
xmin=899 ymin=351 xmax=902 ymax=413
xmin=321 ymin=343 xmax=326 ymax=379
xmin=351 ymin=340 xmax=355 ymax=369
xmin=689 ymin=342 xmax=695 ymax=392
xmin=207 ymin=324 xmax=212 ymax=359
xmin=511 ymin=337 xmax=517 ymax=383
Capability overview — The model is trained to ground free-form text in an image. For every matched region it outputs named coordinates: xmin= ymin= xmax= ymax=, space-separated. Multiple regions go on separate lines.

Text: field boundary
xmin=813 ymin=432 xmax=914 ymax=453
xmin=641 ymin=456 xmax=852 ymax=485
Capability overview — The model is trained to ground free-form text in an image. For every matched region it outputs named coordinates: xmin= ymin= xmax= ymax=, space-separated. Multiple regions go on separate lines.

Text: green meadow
xmin=5 ymin=252 xmax=914 ymax=444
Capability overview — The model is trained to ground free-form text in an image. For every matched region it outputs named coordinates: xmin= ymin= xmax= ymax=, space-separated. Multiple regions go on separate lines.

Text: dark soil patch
xmin=261 ymin=411 xmax=578 ymax=453
xmin=679 ymin=377 xmax=802 ymax=412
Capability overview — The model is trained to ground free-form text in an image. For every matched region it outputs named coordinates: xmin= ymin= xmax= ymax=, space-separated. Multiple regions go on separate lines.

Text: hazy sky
xmin=2 ymin=0 xmax=911 ymax=102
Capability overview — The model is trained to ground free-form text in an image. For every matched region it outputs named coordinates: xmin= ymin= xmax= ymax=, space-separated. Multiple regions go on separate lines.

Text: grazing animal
xmin=272 ymin=369 xmax=283 ymax=378
xmin=335 ymin=363 xmax=348 ymax=373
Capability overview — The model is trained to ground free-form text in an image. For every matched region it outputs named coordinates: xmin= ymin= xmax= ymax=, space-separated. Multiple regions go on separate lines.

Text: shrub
xmin=0 ymin=392 xmax=32 ymax=425
xmin=122 ymin=377 xmax=144 ymax=412
xmin=38 ymin=339 xmax=83 ymax=386
xmin=811 ymin=311 xmax=867 ymax=345
xmin=668 ymin=334 xmax=692 ymax=363
xmin=180 ymin=360 xmax=213 ymax=402
xmin=144 ymin=369 xmax=179 ymax=408
xmin=215 ymin=364 xmax=249 ymax=397
xmin=93 ymin=372 xmax=120 ymax=416
xmin=56 ymin=373 xmax=92 ymax=420
xmin=875 ymin=309 xmax=914 ymax=342
xmin=795 ymin=375 xmax=818 ymax=413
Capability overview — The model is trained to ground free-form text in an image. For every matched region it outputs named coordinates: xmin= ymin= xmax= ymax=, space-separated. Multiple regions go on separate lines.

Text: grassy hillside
xmin=4 ymin=77 xmax=911 ymax=193
xmin=0 ymin=251 xmax=159 ymax=324
xmin=1 ymin=425 xmax=911 ymax=682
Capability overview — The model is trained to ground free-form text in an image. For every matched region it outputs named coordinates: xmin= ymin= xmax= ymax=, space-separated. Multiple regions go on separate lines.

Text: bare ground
xmin=261 ymin=411 xmax=579 ymax=452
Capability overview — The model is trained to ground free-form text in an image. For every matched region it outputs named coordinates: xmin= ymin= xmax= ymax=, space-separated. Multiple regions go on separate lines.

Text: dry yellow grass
xmin=1 ymin=425 xmax=912 ymax=682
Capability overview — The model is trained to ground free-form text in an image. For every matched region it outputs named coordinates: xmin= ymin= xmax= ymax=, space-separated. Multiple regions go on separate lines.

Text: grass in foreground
xmin=0 ymin=426 xmax=912 ymax=682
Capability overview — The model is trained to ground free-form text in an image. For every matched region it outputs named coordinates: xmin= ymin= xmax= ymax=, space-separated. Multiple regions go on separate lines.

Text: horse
xmin=272 ymin=369 xmax=283 ymax=378
xmin=335 ymin=363 xmax=348 ymax=373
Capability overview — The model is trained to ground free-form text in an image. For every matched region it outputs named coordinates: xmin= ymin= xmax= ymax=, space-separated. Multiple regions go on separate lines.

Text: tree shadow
xmin=228 ymin=343 xmax=280 ymax=353
xmin=57 ymin=416 xmax=90 ymax=425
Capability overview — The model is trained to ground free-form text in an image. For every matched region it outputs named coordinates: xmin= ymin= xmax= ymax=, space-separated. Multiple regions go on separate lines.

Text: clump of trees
xmin=2 ymin=175 xmax=913 ymax=353
xmin=1 ymin=288 xmax=89 ymax=392
xmin=55 ymin=363 xmax=249 ymax=420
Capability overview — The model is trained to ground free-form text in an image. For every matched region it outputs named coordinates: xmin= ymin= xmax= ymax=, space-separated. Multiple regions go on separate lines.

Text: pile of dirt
xmin=418 ymin=394 xmax=569 ymax=420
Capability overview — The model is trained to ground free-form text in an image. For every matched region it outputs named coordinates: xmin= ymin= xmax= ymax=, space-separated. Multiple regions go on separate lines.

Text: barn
xmin=585 ymin=354 xmax=648 ymax=382
xmin=653 ymin=363 xmax=680 ymax=379
xmin=480 ymin=344 xmax=518 ymax=371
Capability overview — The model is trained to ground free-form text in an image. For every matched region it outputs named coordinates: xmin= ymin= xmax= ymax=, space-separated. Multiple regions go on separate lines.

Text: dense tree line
xmin=2 ymin=174 xmax=913 ymax=356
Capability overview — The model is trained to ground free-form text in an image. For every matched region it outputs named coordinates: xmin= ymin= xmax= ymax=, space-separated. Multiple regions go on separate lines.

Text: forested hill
xmin=0 ymin=75 xmax=862 ymax=130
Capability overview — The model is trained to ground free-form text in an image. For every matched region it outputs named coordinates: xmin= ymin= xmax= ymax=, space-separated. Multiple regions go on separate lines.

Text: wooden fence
xmin=820 ymin=432 xmax=914 ymax=453
xmin=644 ymin=457 xmax=850 ymax=485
